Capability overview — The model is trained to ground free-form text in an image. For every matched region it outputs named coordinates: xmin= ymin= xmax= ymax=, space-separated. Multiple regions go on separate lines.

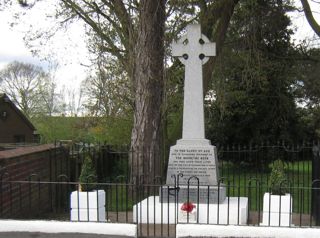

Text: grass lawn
xmin=219 ymin=160 xmax=313 ymax=213
xmin=99 ymin=160 xmax=313 ymax=214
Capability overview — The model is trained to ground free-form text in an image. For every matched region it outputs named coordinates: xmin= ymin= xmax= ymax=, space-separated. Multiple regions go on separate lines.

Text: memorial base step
xmin=159 ymin=185 xmax=226 ymax=204
xmin=133 ymin=196 xmax=248 ymax=224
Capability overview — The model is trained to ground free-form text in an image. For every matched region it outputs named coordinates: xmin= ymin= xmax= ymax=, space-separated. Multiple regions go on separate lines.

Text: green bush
xmin=269 ymin=159 xmax=288 ymax=195
xmin=79 ymin=154 xmax=97 ymax=191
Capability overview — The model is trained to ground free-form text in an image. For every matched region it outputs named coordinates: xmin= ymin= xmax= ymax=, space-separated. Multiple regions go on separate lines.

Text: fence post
xmin=312 ymin=145 xmax=320 ymax=225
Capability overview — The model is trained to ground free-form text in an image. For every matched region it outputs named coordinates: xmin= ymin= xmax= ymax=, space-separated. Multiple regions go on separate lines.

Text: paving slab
xmin=0 ymin=232 xmax=131 ymax=238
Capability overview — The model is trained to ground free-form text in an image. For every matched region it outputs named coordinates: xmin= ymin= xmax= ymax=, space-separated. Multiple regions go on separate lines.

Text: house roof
xmin=0 ymin=93 xmax=36 ymax=131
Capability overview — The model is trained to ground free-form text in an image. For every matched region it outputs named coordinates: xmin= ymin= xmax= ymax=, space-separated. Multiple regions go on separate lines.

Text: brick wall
xmin=0 ymin=144 xmax=69 ymax=218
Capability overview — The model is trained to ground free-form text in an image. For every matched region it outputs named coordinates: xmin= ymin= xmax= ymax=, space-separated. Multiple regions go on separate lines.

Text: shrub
xmin=79 ymin=154 xmax=97 ymax=191
xmin=269 ymin=159 xmax=288 ymax=195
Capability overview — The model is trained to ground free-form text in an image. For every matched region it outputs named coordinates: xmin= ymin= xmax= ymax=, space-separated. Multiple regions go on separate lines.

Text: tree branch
xmin=61 ymin=0 xmax=124 ymax=62
xmin=301 ymin=0 xmax=320 ymax=37
xmin=202 ymin=0 xmax=240 ymax=93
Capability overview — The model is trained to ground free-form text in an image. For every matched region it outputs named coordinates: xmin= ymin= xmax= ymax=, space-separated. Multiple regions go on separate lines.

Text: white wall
xmin=0 ymin=220 xmax=137 ymax=238
xmin=177 ymin=224 xmax=320 ymax=238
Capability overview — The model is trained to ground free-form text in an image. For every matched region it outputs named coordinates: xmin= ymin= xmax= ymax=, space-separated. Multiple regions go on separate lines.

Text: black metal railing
xmin=1 ymin=173 xmax=320 ymax=237
xmin=1 ymin=141 xmax=320 ymax=237
xmin=53 ymin=141 xmax=316 ymax=184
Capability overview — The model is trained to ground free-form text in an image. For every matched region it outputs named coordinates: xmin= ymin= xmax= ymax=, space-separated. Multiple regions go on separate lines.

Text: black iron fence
xmin=57 ymin=141 xmax=316 ymax=184
xmin=1 ymin=177 xmax=320 ymax=237
xmin=1 ymin=141 xmax=320 ymax=237
xmin=44 ymin=141 xmax=320 ymax=220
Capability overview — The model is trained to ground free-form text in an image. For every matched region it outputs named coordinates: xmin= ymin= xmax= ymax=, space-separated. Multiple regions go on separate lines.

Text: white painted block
xmin=261 ymin=193 xmax=292 ymax=226
xmin=70 ymin=208 xmax=106 ymax=222
xmin=179 ymin=210 xmax=197 ymax=223
xmin=133 ymin=196 xmax=248 ymax=225
xmin=70 ymin=190 xmax=106 ymax=222
xmin=70 ymin=190 xmax=105 ymax=209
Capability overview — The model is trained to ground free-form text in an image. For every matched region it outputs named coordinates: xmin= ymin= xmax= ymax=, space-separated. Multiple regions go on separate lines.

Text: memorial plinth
xmin=166 ymin=146 xmax=218 ymax=186
xmin=159 ymin=144 xmax=226 ymax=203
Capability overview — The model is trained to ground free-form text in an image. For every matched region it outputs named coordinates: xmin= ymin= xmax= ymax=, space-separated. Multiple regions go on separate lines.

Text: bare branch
xmin=300 ymin=0 xmax=320 ymax=37
xmin=61 ymin=0 xmax=125 ymax=61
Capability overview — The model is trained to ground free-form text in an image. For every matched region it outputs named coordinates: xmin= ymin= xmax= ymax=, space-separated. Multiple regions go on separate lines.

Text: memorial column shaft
xmin=183 ymin=61 xmax=205 ymax=139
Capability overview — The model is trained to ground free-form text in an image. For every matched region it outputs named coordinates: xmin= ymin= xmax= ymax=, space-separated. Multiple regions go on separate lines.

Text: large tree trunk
xmin=130 ymin=0 xmax=166 ymax=185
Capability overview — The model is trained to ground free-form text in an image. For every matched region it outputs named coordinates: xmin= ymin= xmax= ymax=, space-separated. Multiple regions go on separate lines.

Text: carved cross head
xmin=171 ymin=24 xmax=216 ymax=66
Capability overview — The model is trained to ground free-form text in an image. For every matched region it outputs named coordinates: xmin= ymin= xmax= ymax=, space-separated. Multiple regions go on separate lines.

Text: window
xmin=14 ymin=135 xmax=25 ymax=143
xmin=0 ymin=111 xmax=8 ymax=121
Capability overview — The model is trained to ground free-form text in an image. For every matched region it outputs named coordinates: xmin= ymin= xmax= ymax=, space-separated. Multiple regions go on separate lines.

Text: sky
xmin=0 ymin=1 xmax=90 ymax=91
xmin=0 ymin=0 xmax=319 ymax=92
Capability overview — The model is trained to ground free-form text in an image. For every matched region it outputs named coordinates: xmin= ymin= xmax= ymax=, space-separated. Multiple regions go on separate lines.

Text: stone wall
xmin=0 ymin=144 xmax=69 ymax=218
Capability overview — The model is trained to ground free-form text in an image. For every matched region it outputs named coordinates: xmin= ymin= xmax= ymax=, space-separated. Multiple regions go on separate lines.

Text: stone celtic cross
xmin=172 ymin=24 xmax=216 ymax=141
